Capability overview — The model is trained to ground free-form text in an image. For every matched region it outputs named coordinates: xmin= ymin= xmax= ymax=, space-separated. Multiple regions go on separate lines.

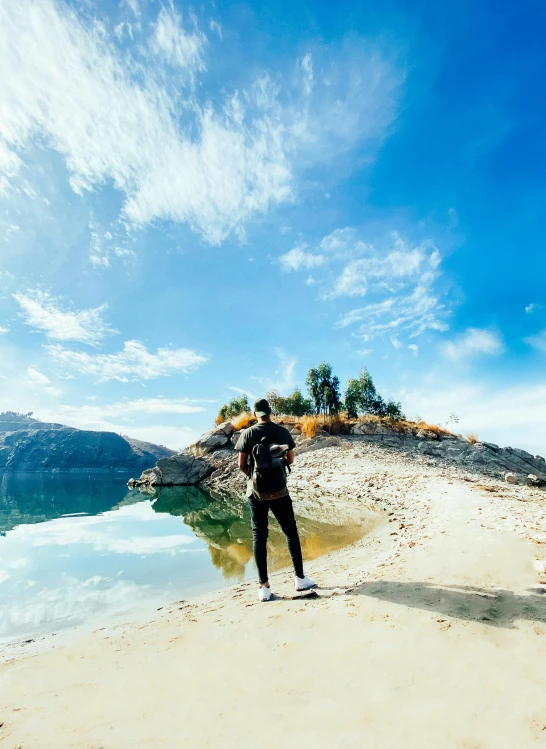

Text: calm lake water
xmin=0 ymin=473 xmax=370 ymax=644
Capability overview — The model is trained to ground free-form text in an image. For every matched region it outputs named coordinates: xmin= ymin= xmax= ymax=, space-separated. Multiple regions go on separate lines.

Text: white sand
xmin=2 ymin=441 xmax=546 ymax=748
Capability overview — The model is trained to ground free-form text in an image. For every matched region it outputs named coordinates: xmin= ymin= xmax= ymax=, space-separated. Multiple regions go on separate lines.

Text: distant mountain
xmin=0 ymin=412 xmax=175 ymax=473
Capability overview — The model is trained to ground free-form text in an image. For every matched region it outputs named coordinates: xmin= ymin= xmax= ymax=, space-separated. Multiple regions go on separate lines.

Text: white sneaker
xmin=295 ymin=575 xmax=316 ymax=592
xmin=258 ymin=585 xmax=272 ymax=602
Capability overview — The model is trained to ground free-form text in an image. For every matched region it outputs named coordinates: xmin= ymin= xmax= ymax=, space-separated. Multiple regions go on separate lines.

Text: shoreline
xmin=2 ymin=438 xmax=546 ymax=747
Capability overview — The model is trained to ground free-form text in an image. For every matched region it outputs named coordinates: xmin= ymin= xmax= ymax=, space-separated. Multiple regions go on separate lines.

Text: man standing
xmin=235 ymin=398 xmax=316 ymax=601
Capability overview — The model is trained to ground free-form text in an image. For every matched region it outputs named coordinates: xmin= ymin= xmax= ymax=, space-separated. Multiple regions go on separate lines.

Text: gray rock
xmin=504 ymin=472 xmax=518 ymax=484
xmin=416 ymin=429 xmax=439 ymax=441
xmin=295 ymin=436 xmax=341 ymax=455
xmin=190 ymin=422 xmax=235 ymax=457
xmin=154 ymin=454 xmax=213 ymax=486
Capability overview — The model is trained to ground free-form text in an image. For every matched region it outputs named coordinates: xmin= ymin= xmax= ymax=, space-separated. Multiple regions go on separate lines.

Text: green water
xmin=0 ymin=473 xmax=369 ymax=644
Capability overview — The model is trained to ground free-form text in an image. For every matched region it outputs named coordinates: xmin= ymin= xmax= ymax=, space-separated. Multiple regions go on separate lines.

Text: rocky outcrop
xmin=130 ymin=417 xmax=546 ymax=491
xmin=130 ymin=454 xmax=213 ymax=488
xmin=190 ymin=422 xmax=234 ymax=457
xmin=0 ymin=414 xmax=174 ymax=473
xmin=348 ymin=422 xmax=546 ymax=485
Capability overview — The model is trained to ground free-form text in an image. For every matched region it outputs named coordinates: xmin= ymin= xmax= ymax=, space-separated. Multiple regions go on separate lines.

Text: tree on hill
xmin=216 ymin=393 xmax=250 ymax=423
xmin=306 ymin=362 xmax=342 ymax=419
xmin=344 ymin=368 xmax=378 ymax=418
xmin=344 ymin=368 xmax=405 ymax=421
xmin=267 ymin=388 xmax=314 ymax=417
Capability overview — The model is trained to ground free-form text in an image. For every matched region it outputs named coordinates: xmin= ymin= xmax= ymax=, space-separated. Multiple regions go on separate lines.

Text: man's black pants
xmin=248 ymin=494 xmax=304 ymax=584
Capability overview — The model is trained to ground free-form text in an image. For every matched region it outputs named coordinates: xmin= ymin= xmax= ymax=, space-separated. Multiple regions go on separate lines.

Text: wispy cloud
xmin=525 ymin=303 xmax=542 ymax=314
xmin=0 ymin=2 xmax=403 ymax=245
xmin=279 ymin=245 xmax=325 ymax=271
xmin=59 ymin=397 xmax=207 ymax=421
xmin=47 ymin=340 xmax=208 ymax=382
xmin=25 ymin=367 xmax=61 ymax=397
xmin=308 ymin=231 xmax=449 ymax=342
xmin=524 ymin=330 xmax=546 ymax=353
xmin=0 ymin=326 xmax=9 ymax=335
xmin=442 ymin=328 xmax=504 ymax=361
xmin=149 ymin=5 xmax=206 ymax=78
xmin=13 ymin=289 xmax=117 ymax=345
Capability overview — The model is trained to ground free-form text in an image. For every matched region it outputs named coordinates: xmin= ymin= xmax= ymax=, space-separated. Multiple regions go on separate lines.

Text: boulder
xmin=416 ymin=429 xmax=439 ymax=441
xmin=154 ymin=454 xmax=213 ymax=486
xmin=504 ymin=472 xmax=518 ymax=484
xmin=231 ymin=431 xmax=242 ymax=448
xmin=190 ymin=422 xmax=234 ymax=457
xmin=528 ymin=474 xmax=546 ymax=487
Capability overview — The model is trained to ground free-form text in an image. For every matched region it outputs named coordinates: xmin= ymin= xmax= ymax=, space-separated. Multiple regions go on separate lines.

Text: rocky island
xmin=0 ymin=412 xmax=175 ymax=473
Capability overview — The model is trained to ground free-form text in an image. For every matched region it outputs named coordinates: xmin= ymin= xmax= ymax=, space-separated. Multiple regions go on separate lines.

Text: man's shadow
xmin=341 ymin=580 xmax=546 ymax=629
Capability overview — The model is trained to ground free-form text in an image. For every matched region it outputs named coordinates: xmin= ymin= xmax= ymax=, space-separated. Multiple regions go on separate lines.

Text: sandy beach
xmin=2 ymin=439 xmax=546 ymax=748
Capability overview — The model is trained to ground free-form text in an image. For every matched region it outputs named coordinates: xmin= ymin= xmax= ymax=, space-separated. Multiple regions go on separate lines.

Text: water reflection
xmin=0 ymin=477 xmax=375 ymax=643
xmin=0 ymin=472 xmax=138 ymax=535
xmin=152 ymin=487 xmax=369 ymax=582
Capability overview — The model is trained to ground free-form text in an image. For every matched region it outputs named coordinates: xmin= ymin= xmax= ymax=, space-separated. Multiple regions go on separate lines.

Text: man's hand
xmin=238 ymin=451 xmax=249 ymax=476
xmin=285 ymin=449 xmax=294 ymax=466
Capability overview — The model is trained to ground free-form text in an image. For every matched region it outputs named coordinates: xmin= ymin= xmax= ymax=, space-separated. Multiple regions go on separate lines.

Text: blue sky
xmin=1 ymin=0 xmax=545 ymax=453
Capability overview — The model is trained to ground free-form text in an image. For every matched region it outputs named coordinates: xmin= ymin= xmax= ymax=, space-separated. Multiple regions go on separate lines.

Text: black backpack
xmin=250 ymin=437 xmax=290 ymax=500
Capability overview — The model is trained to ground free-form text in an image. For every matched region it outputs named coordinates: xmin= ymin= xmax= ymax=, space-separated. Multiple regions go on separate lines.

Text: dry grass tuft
xmin=414 ymin=421 xmax=452 ymax=436
xmin=466 ymin=432 xmax=479 ymax=444
xmin=214 ymin=414 xmax=225 ymax=425
xmin=301 ymin=415 xmax=323 ymax=439
xmin=326 ymin=414 xmax=352 ymax=435
xmin=231 ymin=412 xmax=257 ymax=431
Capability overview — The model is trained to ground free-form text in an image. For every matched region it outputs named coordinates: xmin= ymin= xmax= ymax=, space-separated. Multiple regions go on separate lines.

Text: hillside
xmin=0 ymin=412 xmax=175 ymax=473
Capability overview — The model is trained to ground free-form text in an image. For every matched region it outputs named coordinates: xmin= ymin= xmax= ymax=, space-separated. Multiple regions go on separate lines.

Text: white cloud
xmin=525 ymin=303 xmax=542 ymax=314
xmin=319 ymin=227 xmax=357 ymax=253
xmin=25 ymin=367 xmax=61 ymax=397
xmin=0 ymin=326 xmax=9 ymax=335
xmin=279 ymin=246 xmax=325 ymax=272
xmin=13 ymin=289 xmax=117 ymax=345
xmin=524 ymin=330 xmax=546 ymax=353
xmin=327 ymin=237 xmax=429 ymax=299
xmin=150 ymin=5 xmax=206 ymax=76
xmin=89 ymin=254 xmax=110 ymax=269
xmin=408 ymin=344 xmax=419 ymax=356
xmin=442 ymin=328 xmax=504 ymax=361
xmin=0 ymin=2 xmax=403 ymax=245
xmin=47 ymin=340 xmax=208 ymax=381
xmin=59 ymin=397 xmax=206 ymax=421
xmin=88 ymin=216 xmax=111 ymax=268
xmin=333 ymin=236 xmax=447 ymax=341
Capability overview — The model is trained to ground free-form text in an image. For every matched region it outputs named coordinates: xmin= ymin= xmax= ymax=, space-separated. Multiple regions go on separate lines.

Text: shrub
xmin=326 ymin=414 xmax=351 ymax=435
xmin=231 ymin=412 xmax=256 ymax=431
xmin=301 ymin=415 xmax=323 ymax=439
